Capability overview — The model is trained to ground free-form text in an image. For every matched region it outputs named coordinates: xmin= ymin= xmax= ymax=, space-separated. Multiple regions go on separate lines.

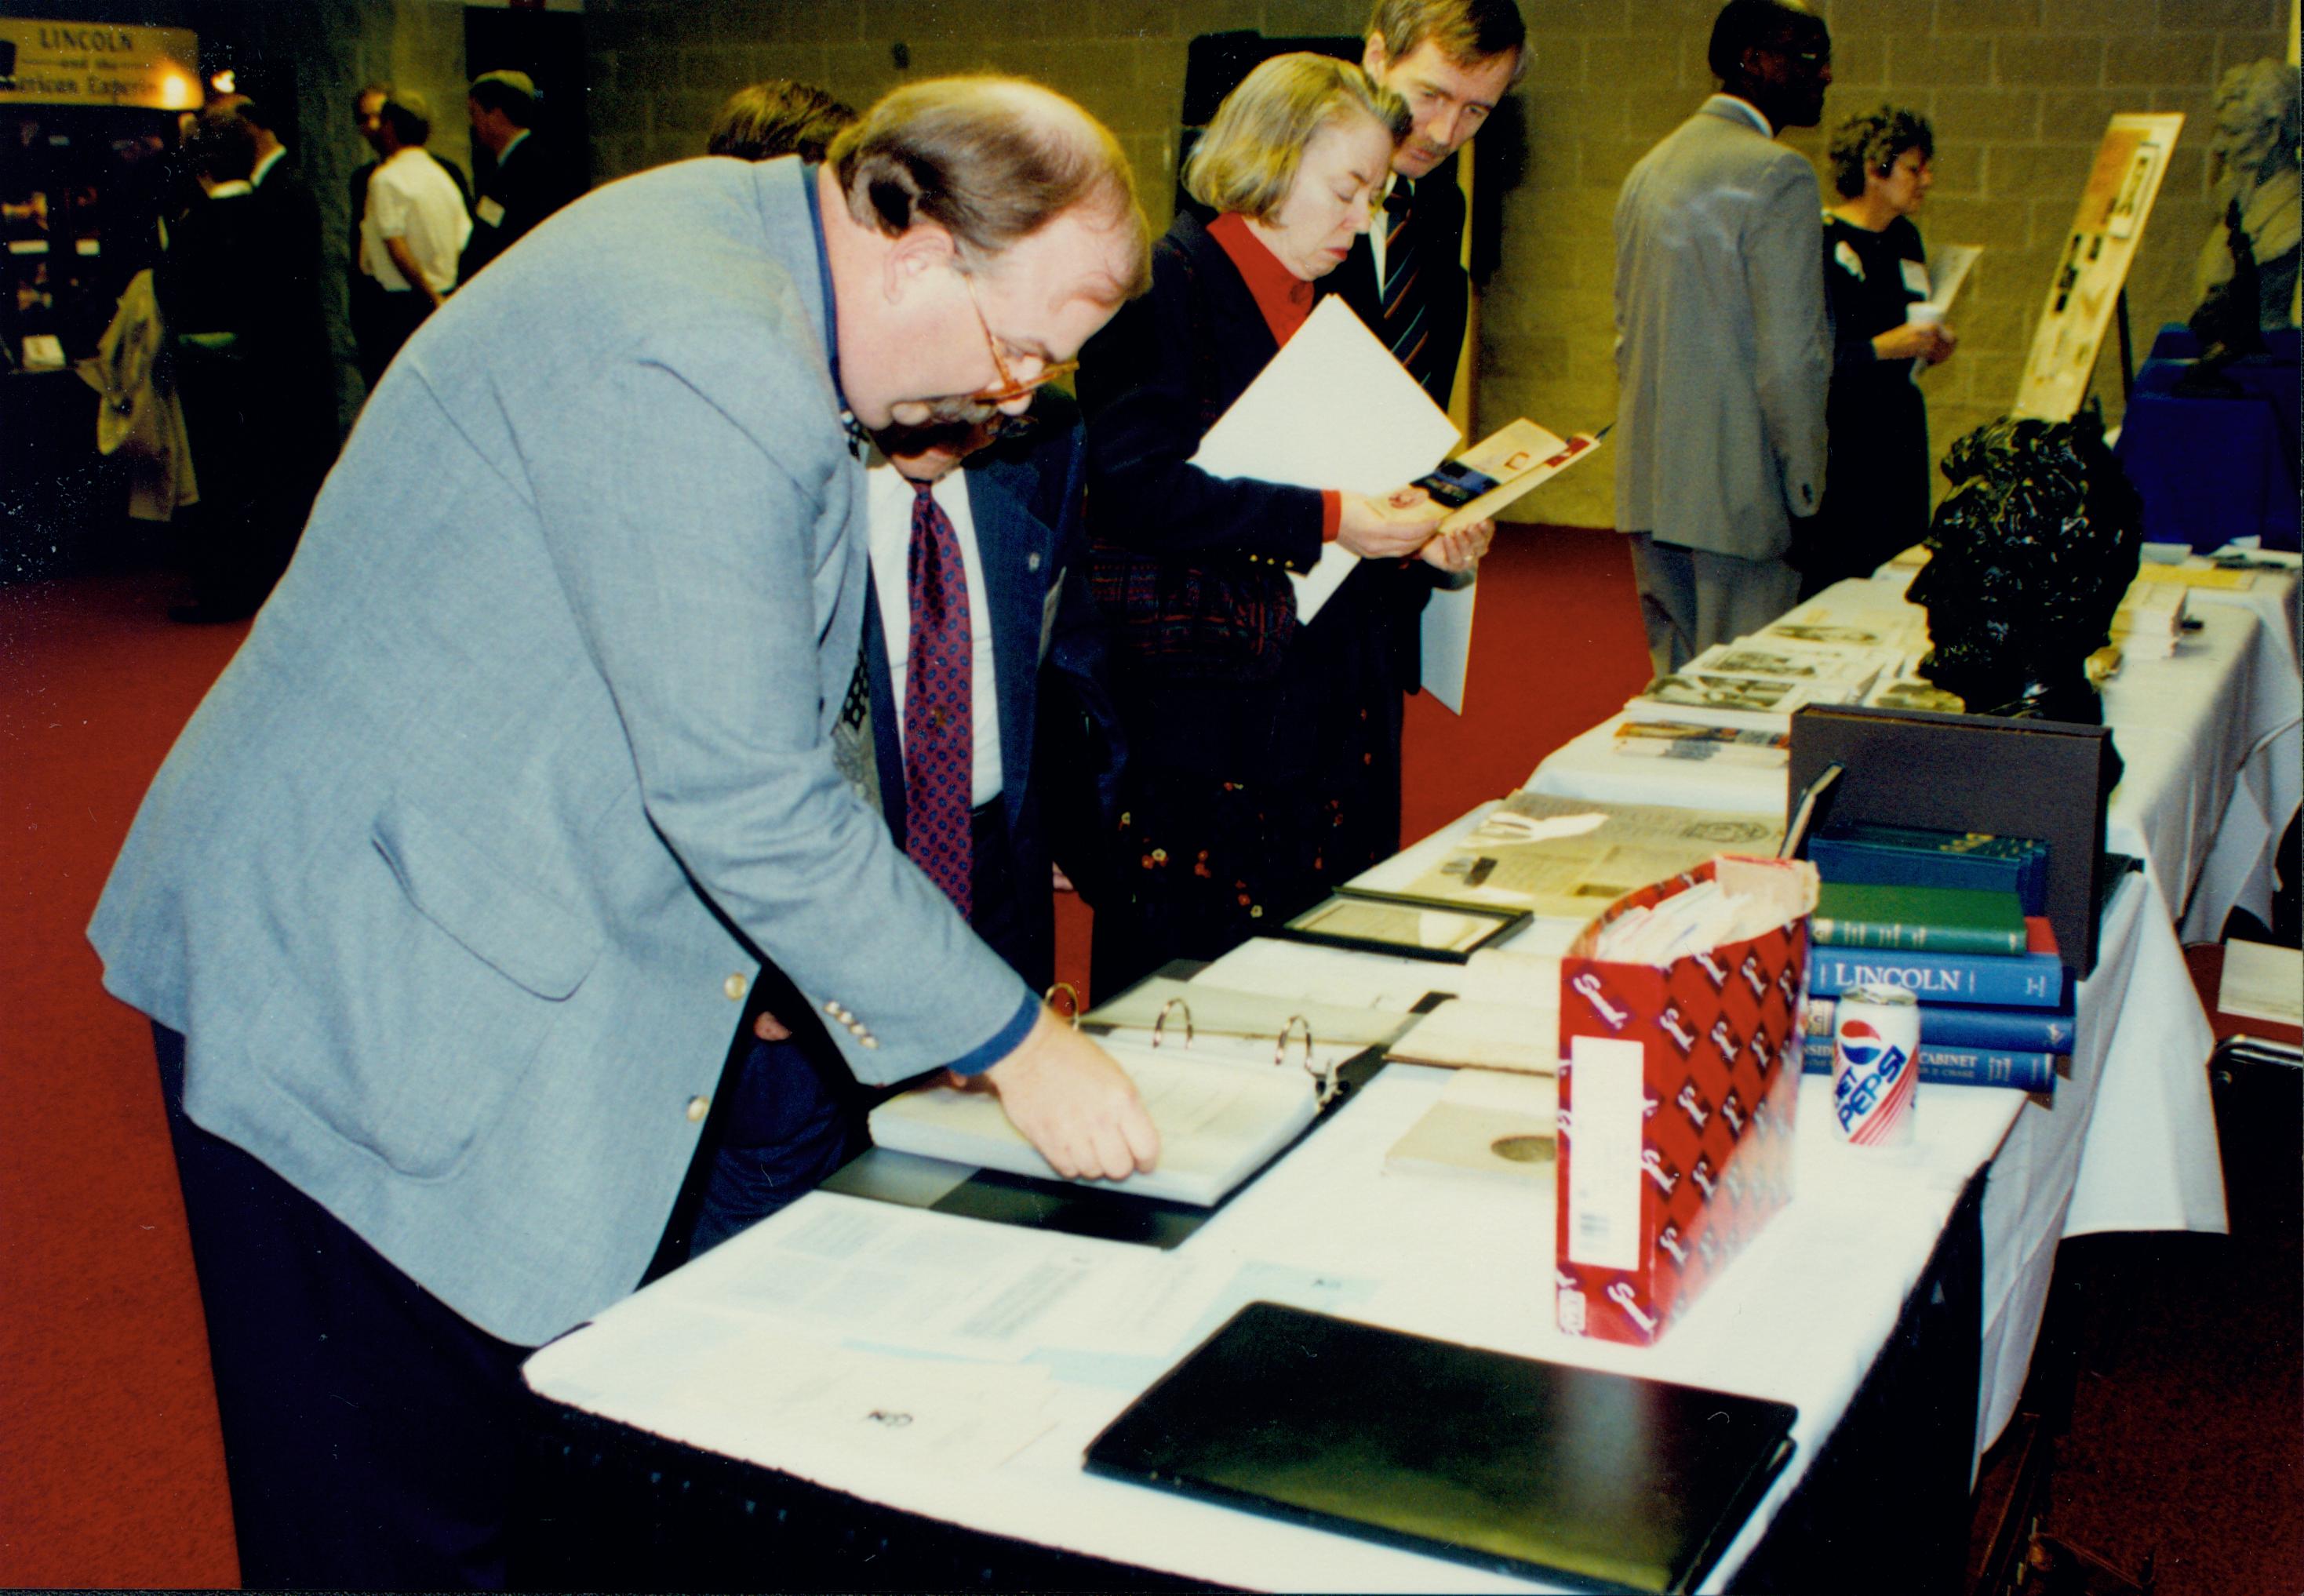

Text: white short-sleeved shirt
xmin=361 ymin=148 xmax=472 ymax=295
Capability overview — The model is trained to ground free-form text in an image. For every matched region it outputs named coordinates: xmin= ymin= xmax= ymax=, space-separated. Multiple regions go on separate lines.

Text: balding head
xmin=813 ymin=78 xmax=1150 ymax=436
xmin=828 ymin=76 xmax=1150 ymax=299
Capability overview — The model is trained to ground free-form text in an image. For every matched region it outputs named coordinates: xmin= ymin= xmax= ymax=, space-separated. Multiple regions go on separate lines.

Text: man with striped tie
xmin=1332 ymin=0 xmax=1527 ymax=410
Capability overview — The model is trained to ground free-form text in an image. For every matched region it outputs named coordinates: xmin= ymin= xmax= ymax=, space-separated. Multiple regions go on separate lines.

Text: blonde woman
xmin=1078 ymin=53 xmax=1491 ymax=993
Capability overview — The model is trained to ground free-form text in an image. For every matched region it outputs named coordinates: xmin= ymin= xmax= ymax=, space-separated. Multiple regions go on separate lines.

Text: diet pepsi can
xmin=1831 ymin=985 xmax=1920 ymax=1148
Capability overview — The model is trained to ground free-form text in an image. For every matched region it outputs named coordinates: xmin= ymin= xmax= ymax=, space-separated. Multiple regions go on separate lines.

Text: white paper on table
xmin=1193 ymin=935 xmax=1458 ymax=1013
xmin=1187 ymin=295 xmax=1460 ymax=625
xmin=2219 ymin=939 xmax=2303 ymax=1029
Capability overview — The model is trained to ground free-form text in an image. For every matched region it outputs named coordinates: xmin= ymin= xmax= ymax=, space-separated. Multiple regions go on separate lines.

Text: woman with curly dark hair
xmin=1800 ymin=105 xmax=1958 ymax=598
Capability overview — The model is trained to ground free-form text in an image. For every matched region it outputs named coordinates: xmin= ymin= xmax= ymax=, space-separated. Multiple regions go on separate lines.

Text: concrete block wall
xmin=584 ymin=0 xmax=2295 ymax=527
xmin=584 ymin=1 xmax=1375 ymax=220
xmin=1489 ymin=0 xmax=2294 ymax=525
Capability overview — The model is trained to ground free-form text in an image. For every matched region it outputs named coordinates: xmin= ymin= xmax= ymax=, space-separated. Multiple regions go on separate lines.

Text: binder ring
xmin=1151 ymin=998 xmax=1194 ymax=1049
xmin=1045 ymin=983 xmax=1081 ymax=1028
xmin=1276 ymin=1013 xmax=1313 ymax=1069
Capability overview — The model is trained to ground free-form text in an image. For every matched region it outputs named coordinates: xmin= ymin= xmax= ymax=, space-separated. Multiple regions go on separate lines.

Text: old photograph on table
xmin=1382 ymin=791 xmax=1784 ymax=920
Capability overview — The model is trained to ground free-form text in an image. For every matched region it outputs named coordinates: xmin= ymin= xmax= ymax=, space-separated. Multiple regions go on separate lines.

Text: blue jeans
xmin=687 ymin=1035 xmax=859 ymax=1256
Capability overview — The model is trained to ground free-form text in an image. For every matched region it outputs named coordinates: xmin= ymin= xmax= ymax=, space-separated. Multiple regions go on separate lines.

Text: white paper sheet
xmin=2219 ymin=938 xmax=2303 ymax=1028
xmin=1188 ymin=296 xmax=1460 ymax=625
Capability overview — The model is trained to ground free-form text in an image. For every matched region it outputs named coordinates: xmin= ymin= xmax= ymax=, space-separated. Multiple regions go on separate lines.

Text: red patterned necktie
xmin=903 ymin=477 xmax=973 ymax=918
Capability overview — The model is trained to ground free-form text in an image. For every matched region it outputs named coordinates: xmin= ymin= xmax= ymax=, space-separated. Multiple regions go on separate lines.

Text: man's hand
xmin=981 ymin=1007 xmax=1159 ymax=1181
xmin=753 ymin=1010 xmax=792 ymax=1043
xmin=1418 ymin=516 xmax=1494 ymax=573
xmin=1335 ymin=487 xmax=1446 ymax=559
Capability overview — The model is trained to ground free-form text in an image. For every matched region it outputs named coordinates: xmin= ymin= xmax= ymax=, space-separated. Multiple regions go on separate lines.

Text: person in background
xmin=458 ymin=68 xmax=582 ymax=283
xmin=1078 ymin=53 xmax=1490 ymax=998
xmin=706 ymin=78 xmax=856 ymax=162
xmin=195 ymin=93 xmax=337 ymax=616
xmin=351 ymin=84 xmax=471 ymax=391
xmin=91 ymin=76 xmax=1158 ymax=1588
xmin=1613 ymin=0 xmax=1833 ymax=674
xmin=153 ymin=107 xmax=262 ymax=621
xmin=1800 ymin=105 xmax=1956 ymax=598
xmin=1330 ymin=0 xmax=1526 ymax=409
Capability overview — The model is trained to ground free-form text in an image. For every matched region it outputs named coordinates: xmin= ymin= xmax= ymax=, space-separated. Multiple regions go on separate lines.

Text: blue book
xmin=1808 ymin=825 xmax=2048 ymax=915
xmin=1806 ymin=918 xmax=2062 ymax=1007
xmin=1804 ymin=1036 xmax=2058 ymax=1092
xmin=1805 ymin=992 xmax=2077 ymax=1052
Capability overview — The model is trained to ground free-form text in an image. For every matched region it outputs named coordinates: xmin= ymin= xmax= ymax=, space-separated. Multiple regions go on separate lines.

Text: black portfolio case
xmin=1786 ymin=703 xmax=2118 ymax=977
xmin=1084 ymin=1302 xmax=1797 ymax=1594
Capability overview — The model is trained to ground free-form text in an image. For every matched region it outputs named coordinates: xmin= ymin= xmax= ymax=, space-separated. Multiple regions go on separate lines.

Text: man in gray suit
xmin=90 ymin=78 xmax=1156 ymax=1589
xmin=1613 ymin=0 xmax=1833 ymax=674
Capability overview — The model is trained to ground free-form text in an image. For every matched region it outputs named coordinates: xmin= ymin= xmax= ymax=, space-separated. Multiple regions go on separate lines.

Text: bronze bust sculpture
xmin=1909 ymin=405 xmax=2142 ymax=738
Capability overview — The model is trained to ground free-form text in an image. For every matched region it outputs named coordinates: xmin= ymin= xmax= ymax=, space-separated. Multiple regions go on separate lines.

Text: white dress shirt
xmin=866 ymin=459 xmax=1003 ymax=808
xmin=360 ymin=147 xmax=471 ymax=295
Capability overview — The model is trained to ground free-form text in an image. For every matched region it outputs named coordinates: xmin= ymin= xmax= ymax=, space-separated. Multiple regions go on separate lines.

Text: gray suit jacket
xmin=89 ymin=158 xmax=1036 ymax=1345
xmin=1612 ymin=96 xmax=1830 ymax=561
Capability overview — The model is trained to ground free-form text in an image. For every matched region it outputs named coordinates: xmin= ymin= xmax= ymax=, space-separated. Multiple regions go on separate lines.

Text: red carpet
xmin=2 ymin=530 xmax=1647 ymax=1585
xmin=1 ymin=568 xmax=246 ymax=1588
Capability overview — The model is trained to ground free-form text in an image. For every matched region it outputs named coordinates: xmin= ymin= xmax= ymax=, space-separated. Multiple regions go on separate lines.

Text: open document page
xmin=1187 ymin=296 xmax=1459 ymax=627
xmin=867 ymin=1039 xmax=1317 ymax=1208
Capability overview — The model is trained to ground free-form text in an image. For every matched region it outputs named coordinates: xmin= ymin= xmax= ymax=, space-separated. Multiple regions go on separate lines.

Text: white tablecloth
xmin=529 ymin=1038 xmax=2040 ymax=1594
xmin=521 ymin=558 xmax=2287 ymax=1585
xmin=1530 ymin=567 xmax=2299 ymax=943
xmin=1359 ymin=800 xmax=2202 ymax=1458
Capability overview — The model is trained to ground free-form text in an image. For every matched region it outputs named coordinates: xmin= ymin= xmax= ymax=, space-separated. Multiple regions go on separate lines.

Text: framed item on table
xmin=1276 ymin=891 xmax=1530 ymax=962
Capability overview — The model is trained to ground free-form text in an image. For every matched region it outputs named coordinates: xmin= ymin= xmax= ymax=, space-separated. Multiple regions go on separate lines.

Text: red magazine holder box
xmin=1556 ymin=856 xmax=1816 ymax=1347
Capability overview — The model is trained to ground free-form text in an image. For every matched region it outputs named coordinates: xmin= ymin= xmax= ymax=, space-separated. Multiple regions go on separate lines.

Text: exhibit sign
xmin=2012 ymin=113 xmax=2186 ymax=421
xmin=0 ymin=21 xmax=201 ymax=111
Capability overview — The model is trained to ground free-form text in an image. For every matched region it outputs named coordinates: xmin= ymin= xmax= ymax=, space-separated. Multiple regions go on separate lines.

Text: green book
xmin=1810 ymin=880 xmax=2029 ymax=954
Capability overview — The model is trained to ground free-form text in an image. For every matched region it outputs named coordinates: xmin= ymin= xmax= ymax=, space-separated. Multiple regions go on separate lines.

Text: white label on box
xmin=1566 ymin=1034 xmax=1643 ymax=1271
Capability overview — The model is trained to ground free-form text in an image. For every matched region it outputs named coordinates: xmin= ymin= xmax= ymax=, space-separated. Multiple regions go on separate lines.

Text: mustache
xmin=875 ymin=402 xmax=1037 ymax=460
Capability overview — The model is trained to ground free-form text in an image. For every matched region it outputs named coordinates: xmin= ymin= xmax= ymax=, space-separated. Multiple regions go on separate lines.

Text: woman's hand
xmin=1335 ymin=488 xmax=1446 ymax=559
xmin=1874 ymin=320 xmax=1955 ymax=364
xmin=1419 ymin=517 xmax=1494 ymax=573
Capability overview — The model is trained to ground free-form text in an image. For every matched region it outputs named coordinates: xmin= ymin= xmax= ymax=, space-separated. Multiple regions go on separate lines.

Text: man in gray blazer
xmin=1613 ymin=0 xmax=1834 ymax=674
xmin=89 ymin=78 xmax=1156 ymax=1588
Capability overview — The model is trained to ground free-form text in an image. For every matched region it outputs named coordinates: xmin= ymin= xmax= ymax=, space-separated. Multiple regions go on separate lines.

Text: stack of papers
xmin=1624 ymin=638 xmax=1896 ymax=734
xmin=1587 ymin=856 xmax=1819 ymax=966
xmin=1393 ymin=789 xmax=1785 ymax=922
xmin=2112 ymin=585 xmax=2187 ymax=658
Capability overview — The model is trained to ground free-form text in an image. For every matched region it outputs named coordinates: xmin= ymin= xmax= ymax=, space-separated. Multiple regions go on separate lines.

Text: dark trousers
xmin=686 ymin=802 xmax=1032 ymax=1255
xmin=357 ymin=285 xmax=434 ymax=394
xmin=156 ymin=1024 xmax=532 ymax=1590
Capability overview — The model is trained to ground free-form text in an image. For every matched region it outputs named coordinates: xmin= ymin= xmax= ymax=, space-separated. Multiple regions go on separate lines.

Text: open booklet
xmin=865 ymin=1037 xmax=1319 ymax=1209
xmin=1185 ymin=297 xmax=1602 ymax=713
xmin=1414 ymin=420 xmax=1606 ymax=535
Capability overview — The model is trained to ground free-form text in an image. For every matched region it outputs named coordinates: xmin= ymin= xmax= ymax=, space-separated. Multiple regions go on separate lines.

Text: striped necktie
xmin=902 ymin=478 xmax=973 ymax=917
xmin=1379 ymin=180 xmax=1429 ymax=374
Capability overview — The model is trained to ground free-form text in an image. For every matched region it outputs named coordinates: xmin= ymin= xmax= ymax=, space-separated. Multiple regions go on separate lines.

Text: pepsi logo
xmin=1836 ymin=1019 xmax=1887 ymax=1065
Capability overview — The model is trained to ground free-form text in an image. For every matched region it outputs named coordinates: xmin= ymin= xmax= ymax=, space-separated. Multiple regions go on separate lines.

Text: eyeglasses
xmin=961 ymin=270 xmax=1079 ymax=405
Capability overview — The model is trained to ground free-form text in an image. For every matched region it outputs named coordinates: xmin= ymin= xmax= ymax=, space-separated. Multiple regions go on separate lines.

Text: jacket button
xmin=685 ymin=1096 xmax=710 ymax=1122
xmin=858 ymin=1036 xmax=879 ymax=1050
xmin=723 ymin=973 xmax=748 ymax=1002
